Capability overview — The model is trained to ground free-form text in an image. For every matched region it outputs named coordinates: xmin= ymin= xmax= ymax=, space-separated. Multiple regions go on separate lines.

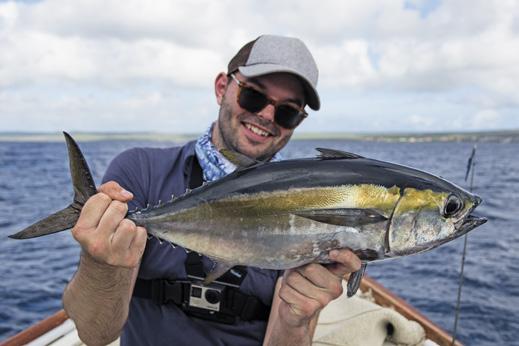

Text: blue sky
xmin=1 ymin=0 xmax=518 ymax=133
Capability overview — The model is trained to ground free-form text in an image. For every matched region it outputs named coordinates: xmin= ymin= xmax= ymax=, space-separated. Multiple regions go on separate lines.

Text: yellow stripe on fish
xmin=177 ymin=184 xmax=402 ymax=218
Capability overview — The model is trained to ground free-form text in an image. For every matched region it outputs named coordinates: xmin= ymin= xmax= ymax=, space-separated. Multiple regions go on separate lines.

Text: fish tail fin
xmin=8 ymin=132 xmax=97 ymax=239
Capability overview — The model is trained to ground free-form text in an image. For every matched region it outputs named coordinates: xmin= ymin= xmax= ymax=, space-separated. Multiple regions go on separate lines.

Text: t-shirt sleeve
xmin=102 ymin=148 xmax=149 ymax=210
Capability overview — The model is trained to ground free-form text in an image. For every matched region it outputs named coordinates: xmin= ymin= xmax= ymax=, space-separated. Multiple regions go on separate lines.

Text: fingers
xmin=71 ymin=185 xmax=146 ymax=269
xmin=327 ymin=249 xmax=362 ymax=278
xmin=98 ymin=181 xmax=133 ymax=202
xmin=111 ymin=219 xmax=137 ymax=251
xmin=110 ymin=222 xmax=147 ymax=268
xmin=278 ymin=273 xmax=324 ymax=324
xmin=275 ymin=249 xmax=362 ymax=326
xmin=295 ymin=263 xmax=339 ymax=290
xmin=276 ymin=265 xmax=344 ymax=326
xmin=129 ymin=227 xmax=148 ymax=266
xmin=73 ymin=193 xmax=113 ymax=240
xmin=74 ymin=179 xmax=133 ymax=240
xmin=97 ymin=200 xmax=128 ymax=240
xmin=289 ymin=266 xmax=343 ymax=305
xmin=130 ymin=227 xmax=148 ymax=254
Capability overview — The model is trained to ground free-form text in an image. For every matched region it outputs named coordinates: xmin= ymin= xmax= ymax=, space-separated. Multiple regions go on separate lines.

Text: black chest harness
xmin=132 ymin=156 xmax=271 ymax=324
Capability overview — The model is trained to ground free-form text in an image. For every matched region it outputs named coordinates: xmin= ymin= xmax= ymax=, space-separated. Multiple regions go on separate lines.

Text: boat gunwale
xmin=1 ymin=276 xmax=462 ymax=346
xmin=0 ymin=310 xmax=68 ymax=346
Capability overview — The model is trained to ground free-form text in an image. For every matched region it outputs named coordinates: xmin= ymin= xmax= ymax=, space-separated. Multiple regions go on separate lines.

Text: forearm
xmin=63 ymin=252 xmax=137 ymax=345
xmin=264 ymin=314 xmax=318 ymax=346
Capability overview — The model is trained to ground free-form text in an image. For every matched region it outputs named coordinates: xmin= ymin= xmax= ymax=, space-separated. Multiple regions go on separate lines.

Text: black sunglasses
xmin=230 ymin=74 xmax=308 ymax=130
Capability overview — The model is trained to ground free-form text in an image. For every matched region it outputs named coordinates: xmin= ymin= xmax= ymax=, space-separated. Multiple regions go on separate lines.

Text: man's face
xmin=214 ymin=72 xmax=306 ymax=161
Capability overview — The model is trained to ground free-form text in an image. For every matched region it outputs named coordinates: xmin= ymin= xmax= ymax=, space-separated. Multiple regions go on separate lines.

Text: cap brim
xmin=238 ymin=65 xmax=320 ymax=111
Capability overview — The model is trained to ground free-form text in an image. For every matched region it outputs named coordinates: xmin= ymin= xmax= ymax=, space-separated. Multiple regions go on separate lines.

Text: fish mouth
xmin=457 ymin=213 xmax=487 ymax=235
xmin=454 ymin=194 xmax=486 ymax=236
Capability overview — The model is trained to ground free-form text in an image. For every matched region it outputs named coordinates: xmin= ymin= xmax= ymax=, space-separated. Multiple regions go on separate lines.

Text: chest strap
xmin=133 ymin=277 xmax=270 ymax=323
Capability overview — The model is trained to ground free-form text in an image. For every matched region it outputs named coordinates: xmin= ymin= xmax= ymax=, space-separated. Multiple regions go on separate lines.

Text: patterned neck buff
xmin=194 ymin=124 xmax=282 ymax=182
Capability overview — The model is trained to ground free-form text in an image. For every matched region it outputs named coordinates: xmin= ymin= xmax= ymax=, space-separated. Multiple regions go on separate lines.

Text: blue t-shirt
xmin=102 ymin=141 xmax=280 ymax=346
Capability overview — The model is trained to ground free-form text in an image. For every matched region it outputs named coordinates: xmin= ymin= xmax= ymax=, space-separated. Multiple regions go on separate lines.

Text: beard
xmin=216 ymin=98 xmax=292 ymax=162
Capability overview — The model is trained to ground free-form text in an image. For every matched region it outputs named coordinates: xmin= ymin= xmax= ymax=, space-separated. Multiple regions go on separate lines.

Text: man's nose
xmin=257 ymin=103 xmax=276 ymax=122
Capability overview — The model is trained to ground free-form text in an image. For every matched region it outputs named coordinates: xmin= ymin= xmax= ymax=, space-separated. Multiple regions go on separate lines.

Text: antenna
xmin=451 ymin=144 xmax=477 ymax=345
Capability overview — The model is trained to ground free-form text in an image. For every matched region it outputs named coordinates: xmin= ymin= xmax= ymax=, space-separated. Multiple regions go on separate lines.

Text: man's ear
xmin=214 ymin=72 xmax=228 ymax=106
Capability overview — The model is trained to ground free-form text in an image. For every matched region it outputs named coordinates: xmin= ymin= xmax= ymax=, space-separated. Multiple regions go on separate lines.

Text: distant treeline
xmin=1 ymin=130 xmax=518 ymax=143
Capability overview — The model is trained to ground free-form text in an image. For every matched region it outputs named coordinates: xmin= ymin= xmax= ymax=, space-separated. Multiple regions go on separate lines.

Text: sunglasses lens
xmin=238 ymin=87 xmax=268 ymax=113
xmin=275 ymin=106 xmax=304 ymax=129
xmin=235 ymin=79 xmax=305 ymax=130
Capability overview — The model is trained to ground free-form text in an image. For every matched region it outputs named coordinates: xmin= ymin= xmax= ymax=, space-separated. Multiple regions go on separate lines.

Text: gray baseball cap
xmin=227 ymin=35 xmax=320 ymax=110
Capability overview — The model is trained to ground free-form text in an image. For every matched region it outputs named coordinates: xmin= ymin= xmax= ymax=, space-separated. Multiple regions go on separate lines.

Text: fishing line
xmin=451 ymin=145 xmax=477 ymax=346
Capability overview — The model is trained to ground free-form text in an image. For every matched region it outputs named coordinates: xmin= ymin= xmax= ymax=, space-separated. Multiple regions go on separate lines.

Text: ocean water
xmin=0 ymin=138 xmax=517 ymax=345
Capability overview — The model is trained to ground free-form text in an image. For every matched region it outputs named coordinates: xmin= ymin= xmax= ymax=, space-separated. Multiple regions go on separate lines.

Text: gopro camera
xmin=180 ymin=271 xmax=243 ymax=323
xmin=188 ymin=283 xmax=224 ymax=312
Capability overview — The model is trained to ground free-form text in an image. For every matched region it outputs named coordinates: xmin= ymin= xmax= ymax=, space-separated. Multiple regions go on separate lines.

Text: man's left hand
xmin=277 ymin=249 xmax=362 ymax=328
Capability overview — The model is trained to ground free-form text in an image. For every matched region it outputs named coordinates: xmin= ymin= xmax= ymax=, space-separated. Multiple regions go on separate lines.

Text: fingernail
xmin=329 ymin=250 xmax=339 ymax=258
xmin=121 ymin=189 xmax=133 ymax=198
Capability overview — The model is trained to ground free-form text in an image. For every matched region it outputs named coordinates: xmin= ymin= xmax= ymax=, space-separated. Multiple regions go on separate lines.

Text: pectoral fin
xmin=347 ymin=263 xmax=367 ymax=297
xmin=203 ymin=261 xmax=234 ymax=285
xmin=294 ymin=208 xmax=387 ymax=227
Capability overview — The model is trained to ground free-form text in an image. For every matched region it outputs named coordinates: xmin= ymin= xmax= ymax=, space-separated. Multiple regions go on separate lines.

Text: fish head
xmin=386 ymin=185 xmax=486 ymax=257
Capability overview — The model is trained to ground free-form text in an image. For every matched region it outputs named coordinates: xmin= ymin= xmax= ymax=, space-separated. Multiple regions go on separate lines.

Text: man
xmin=63 ymin=35 xmax=361 ymax=346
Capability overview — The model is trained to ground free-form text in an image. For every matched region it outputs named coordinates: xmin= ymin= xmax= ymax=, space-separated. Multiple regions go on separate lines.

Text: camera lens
xmin=204 ymin=289 xmax=221 ymax=304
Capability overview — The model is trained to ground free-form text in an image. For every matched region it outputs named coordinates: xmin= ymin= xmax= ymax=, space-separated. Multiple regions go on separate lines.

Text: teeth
xmin=245 ymin=123 xmax=269 ymax=137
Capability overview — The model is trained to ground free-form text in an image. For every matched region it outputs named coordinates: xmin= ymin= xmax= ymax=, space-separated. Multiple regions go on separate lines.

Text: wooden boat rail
xmin=1 ymin=276 xmax=462 ymax=346
xmin=0 ymin=310 xmax=68 ymax=346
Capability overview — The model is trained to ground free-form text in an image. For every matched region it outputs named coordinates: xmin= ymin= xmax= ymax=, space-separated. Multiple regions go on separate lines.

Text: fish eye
xmin=443 ymin=194 xmax=463 ymax=217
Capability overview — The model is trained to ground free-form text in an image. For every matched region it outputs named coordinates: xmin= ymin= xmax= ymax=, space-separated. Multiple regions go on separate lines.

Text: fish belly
xmin=144 ymin=212 xmax=388 ymax=268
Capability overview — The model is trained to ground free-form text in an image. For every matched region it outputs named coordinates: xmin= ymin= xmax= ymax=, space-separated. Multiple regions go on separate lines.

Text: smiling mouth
xmin=244 ymin=122 xmax=272 ymax=137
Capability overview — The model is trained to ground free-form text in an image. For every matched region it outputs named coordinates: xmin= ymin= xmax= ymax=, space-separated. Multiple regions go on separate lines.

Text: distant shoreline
xmin=0 ymin=130 xmax=518 ymax=143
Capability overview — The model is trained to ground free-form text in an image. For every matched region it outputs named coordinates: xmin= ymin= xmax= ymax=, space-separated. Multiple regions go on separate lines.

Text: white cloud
xmin=316 ymin=40 xmax=377 ymax=87
xmin=0 ymin=0 xmax=518 ymax=132
xmin=471 ymin=109 xmax=501 ymax=129
xmin=408 ymin=114 xmax=435 ymax=128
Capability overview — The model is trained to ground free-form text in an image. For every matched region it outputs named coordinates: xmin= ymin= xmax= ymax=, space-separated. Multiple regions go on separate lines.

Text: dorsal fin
xmin=316 ymin=148 xmax=363 ymax=160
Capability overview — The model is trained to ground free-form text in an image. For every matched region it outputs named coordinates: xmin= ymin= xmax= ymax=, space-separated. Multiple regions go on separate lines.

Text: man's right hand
xmin=64 ymin=181 xmax=147 ymax=345
xmin=71 ymin=181 xmax=147 ymax=268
